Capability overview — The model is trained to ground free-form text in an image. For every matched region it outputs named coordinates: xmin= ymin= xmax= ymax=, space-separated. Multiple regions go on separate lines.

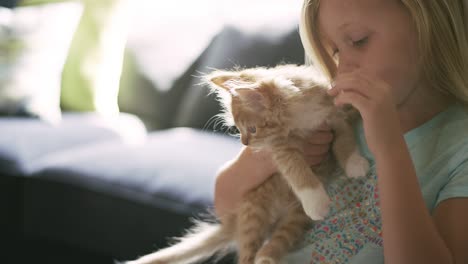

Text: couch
xmin=0 ymin=1 xmax=306 ymax=263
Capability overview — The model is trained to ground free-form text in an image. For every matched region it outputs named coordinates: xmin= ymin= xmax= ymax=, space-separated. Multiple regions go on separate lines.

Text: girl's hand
xmin=214 ymin=128 xmax=334 ymax=217
xmin=303 ymin=124 xmax=334 ymax=166
xmin=214 ymin=146 xmax=275 ymax=217
xmin=328 ymin=70 xmax=403 ymax=157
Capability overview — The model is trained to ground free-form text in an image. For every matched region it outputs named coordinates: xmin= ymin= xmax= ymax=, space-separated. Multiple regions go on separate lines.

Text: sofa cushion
xmin=120 ymin=5 xmax=304 ymax=131
xmin=0 ymin=112 xmax=147 ymax=175
xmin=0 ymin=0 xmax=17 ymax=8
xmin=21 ymin=128 xmax=241 ymax=258
xmin=172 ymin=25 xmax=305 ymax=130
xmin=126 ymin=0 xmax=302 ymax=93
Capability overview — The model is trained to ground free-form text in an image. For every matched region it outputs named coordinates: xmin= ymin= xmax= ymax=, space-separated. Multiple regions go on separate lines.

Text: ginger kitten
xmin=126 ymin=64 xmax=369 ymax=264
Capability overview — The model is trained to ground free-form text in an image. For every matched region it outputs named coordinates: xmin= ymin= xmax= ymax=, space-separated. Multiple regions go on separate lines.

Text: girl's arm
xmin=214 ymin=129 xmax=333 ymax=217
xmin=433 ymin=197 xmax=468 ymax=264
xmin=373 ymin=133 xmax=455 ymax=264
xmin=214 ymin=146 xmax=276 ymax=217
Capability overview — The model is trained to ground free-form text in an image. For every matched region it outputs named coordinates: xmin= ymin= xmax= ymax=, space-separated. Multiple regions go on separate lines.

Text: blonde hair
xmin=299 ymin=0 xmax=468 ymax=106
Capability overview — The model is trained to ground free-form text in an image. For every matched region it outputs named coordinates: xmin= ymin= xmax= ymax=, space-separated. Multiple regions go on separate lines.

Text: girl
xmin=214 ymin=0 xmax=468 ymax=263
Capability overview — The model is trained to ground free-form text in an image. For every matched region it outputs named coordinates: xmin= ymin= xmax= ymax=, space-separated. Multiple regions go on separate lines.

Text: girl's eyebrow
xmin=319 ymin=21 xmax=352 ymax=44
xmin=319 ymin=24 xmax=338 ymax=46
xmin=319 ymin=32 xmax=335 ymax=53
xmin=338 ymin=22 xmax=352 ymax=31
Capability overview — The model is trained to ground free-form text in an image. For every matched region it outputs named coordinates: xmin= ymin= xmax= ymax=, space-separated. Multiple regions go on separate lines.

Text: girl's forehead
xmin=317 ymin=0 xmax=399 ymax=35
xmin=319 ymin=0 xmax=391 ymax=12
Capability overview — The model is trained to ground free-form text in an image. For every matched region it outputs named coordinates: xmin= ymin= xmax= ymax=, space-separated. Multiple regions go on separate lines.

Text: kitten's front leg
xmin=295 ymin=184 xmax=330 ymax=221
xmin=330 ymin=118 xmax=369 ymax=178
xmin=270 ymin=142 xmax=330 ymax=220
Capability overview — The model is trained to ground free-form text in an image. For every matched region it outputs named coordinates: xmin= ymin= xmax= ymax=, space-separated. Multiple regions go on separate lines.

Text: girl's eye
xmin=352 ymin=36 xmax=368 ymax=47
xmin=247 ymin=126 xmax=256 ymax=134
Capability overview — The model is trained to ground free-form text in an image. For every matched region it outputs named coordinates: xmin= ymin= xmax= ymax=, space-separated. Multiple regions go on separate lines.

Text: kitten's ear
xmin=207 ymin=70 xmax=267 ymax=111
xmin=210 ymin=74 xmax=240 ymax=91
xmin=207 ymin=71 xmax=257 ymax=91
xmin=234 ymin=88 xmax=268 ymax=112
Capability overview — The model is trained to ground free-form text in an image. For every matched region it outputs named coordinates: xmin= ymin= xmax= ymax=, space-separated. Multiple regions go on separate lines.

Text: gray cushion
xmin=173 ymin=25 xmax=305 ymax=130
xmin=0 ymin=0 xmax=16 ymax=8
xmin=21 ymin=128 xmax=241 ymax=258
xmin=0 ymin=112 xmax=147 ymax=175
xmin=120 ymin=23 xmax=305 ymax=131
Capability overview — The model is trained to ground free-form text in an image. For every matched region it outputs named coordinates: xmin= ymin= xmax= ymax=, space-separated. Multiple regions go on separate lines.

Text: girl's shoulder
xmin=405 ymin=103 xmax=468 ymax=210
xmin=406 ymin=103 xmax=468 ymax=150
xmin=438 ymin=103 xmax=468 ymax=148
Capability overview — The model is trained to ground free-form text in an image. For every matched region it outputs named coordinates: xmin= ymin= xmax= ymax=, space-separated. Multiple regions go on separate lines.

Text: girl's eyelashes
xmin=352 ymin=36 xmax=369 ymax=47
xmin=330 ymin=35 xmax=369 ymax=58
xmin=332 ymin=48 xmax=340 ymax=58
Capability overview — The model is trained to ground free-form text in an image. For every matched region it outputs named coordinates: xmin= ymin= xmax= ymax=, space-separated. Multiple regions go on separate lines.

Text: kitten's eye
xmin=248 ymin=126 xmax=257 ymax=134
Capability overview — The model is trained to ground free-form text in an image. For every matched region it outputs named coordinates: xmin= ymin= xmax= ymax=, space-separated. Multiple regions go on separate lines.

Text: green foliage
xmin=18 ymin=0 xmax=123 ymax=112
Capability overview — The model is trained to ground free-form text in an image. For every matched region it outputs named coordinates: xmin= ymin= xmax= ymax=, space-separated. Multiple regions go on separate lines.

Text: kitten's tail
xmin=125 ymin=221 xmax=234 ymax=264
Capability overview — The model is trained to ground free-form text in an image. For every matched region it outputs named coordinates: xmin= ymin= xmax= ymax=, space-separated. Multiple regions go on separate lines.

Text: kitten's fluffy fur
xmin=126 ymin=64 xmax=369 ymax=264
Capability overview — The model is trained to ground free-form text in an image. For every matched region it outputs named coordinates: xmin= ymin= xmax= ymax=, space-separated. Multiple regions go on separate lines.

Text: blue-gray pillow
xmin=0 ymin=2 xmax=82 ymax=123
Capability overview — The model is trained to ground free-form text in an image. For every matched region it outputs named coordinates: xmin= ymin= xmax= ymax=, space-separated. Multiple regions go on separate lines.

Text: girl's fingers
xmin=329 ymin=71 xmax=380 ymax=99
xmin=303 ymin=143 xmax=330 ymax=156
xmin=329 ymin=76 xmax=371 ymax=99
xmin=316 ymin=122 xmax=331 ymax=131
xmin=307 ymin=130 xmax=334 ymax=144
xmin=334 ymin=89 xmax=369 ymax=113
xmin=306 ymin=154 xmax=327 ymax=166
xmin=303 ymin=129 xmax=333 ymax=166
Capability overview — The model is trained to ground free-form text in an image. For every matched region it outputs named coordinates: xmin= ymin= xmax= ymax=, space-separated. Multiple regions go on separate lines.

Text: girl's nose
xmin=336 ymin=53 xmax=359 ymax=75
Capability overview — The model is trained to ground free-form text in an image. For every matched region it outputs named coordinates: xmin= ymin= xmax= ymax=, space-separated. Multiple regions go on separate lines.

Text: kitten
xmin=125 ymin=64 xmax=369 ymax=264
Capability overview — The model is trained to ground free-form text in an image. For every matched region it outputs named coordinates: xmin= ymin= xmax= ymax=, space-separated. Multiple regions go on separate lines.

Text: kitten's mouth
xmin=241 ymin=131 xmax=253 ymax=145
xmin=240 ymin=126 xmax=257 ymax=145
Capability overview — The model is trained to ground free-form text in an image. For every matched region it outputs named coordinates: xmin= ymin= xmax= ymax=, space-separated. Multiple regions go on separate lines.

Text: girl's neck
xmin=398 ymin=85 xmax=455 ymax=134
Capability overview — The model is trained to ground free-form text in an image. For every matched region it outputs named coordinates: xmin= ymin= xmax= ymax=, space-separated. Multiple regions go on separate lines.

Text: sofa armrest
xmin=0 ymin=112 xmax=147 ymax=176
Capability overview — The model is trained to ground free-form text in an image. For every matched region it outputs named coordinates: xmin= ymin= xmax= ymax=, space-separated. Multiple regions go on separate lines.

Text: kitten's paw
xmin=255 ymin=256 xmax=278 ymax=264
xmin=345 ymin=152 xmax=370 ymax=178
xmin=297 ymin=186 xmax=330 ymax=220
